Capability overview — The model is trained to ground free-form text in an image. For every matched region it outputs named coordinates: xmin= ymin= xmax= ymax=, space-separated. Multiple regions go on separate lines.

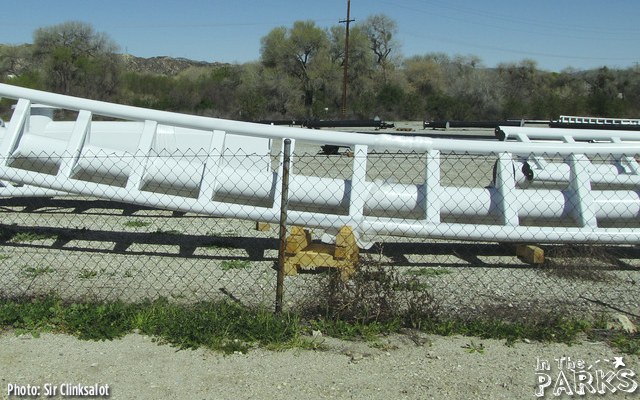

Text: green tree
xmin=261 ymin=21 xmax=332 ymax=115
xmin=0 ymin=44 xmax=33 ymax=78
xmin=329 ymin=24 xmax=375 ymax=117
xmin=32 ymin=21 xmax=120 ymax=98
xmin=362 ymin=14 xmax=400 ymax=80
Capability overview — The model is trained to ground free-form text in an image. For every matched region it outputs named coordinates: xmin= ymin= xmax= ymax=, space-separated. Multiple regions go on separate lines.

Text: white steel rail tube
xmin=2 ymin=84 xmax=640 ymax=244
xmin=497 ymin=125 xmax=640 ymax=143
xmin=2 ymin=83 xmax=640 ymax=156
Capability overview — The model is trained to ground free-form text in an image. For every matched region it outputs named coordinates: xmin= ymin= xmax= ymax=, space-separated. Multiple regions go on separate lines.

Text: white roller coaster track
xmin=1 ymin=83 xmax=640 ymax=244
xmin=497 ymin=125 xmax=640 ymax=189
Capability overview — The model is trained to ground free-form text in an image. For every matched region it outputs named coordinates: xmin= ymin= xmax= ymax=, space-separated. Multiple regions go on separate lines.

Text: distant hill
xmin=0 ymin=44 xmax=228 ymax=77
xmin=119 ymin=54 xmax=229 ymax=76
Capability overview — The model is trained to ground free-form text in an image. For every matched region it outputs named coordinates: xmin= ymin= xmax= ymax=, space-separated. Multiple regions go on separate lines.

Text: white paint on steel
xmin=0 ymin=84 xmax=639 ymax=244
xmin=559 ymin=115 xmax=640 ymax=126
xmin=499 ymin=125 xmax=640 ymax=189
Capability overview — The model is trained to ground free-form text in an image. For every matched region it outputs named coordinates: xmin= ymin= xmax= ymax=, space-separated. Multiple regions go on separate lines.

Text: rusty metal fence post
xmin=275 ymin=139 xmax=292 ymax=313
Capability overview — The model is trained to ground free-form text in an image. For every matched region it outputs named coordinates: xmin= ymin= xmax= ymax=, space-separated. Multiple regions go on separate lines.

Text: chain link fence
xmin=0 ymin=147 xmax=638 ymax=323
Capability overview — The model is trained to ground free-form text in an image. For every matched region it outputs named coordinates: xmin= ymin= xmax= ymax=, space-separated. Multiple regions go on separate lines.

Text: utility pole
xmin=340 ymin=0 xmax=354 ymax=117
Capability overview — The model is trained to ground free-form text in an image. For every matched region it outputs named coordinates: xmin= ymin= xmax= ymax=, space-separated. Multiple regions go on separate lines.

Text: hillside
xmin=0 ymin=44 xmax=228 ymax=77
xmin=119 ymin=54 xmax=229 ymax=76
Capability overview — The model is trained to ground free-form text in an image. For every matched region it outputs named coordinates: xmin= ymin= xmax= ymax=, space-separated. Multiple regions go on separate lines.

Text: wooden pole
xmin=340 ymin=0 xmax=354 ymax=117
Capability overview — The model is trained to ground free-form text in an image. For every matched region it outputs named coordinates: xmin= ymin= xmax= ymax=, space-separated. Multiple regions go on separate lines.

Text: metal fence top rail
xmin=1 ymin=83 xmax=639 ymax=156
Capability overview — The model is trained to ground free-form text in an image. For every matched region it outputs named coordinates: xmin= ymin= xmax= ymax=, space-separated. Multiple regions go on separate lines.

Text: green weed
xmin=610 ymin=333 xmax=640 ymax=355
xmin=78 ymin=269 xmax=99 ymax=279
xmin=462 ymin=340 xmax=485 ymax=354
xmin=220 ymin=260 xmax=252 ymax=270
xmin=21 ymin=266 xmax=55 ymax=277
xmin=0 ymin=296 xmax=636 ymax=356
xmin=11 ymin=232 xmax=54 ymax=243
xmin=0 ymin=297 xmax=301 ymax=352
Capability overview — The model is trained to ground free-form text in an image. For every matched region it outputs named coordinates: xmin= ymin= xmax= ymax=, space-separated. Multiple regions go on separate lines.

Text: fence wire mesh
xmin=0 ymin=148 xmax=638 ymax=323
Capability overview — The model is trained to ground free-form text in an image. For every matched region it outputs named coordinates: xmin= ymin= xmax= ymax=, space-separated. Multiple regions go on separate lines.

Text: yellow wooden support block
xmin=285 ymin=227 xmax=310 ymax=254
xmin=335 ymin=226 xmax=358 ymax=260
xmin=283 ymin=226 xmax=359 ymax=279
xmin=255 ymin=222 xmax=271 ymax=231
xmin=283 ymin=260 xmax=299 ymax=276
xmin=516 ymin=244 xmax=544 ymax=264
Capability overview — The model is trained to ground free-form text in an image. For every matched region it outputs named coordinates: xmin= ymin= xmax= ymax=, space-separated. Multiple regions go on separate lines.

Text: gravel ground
xmin=0 ymin=329 xmax=638 ymax=400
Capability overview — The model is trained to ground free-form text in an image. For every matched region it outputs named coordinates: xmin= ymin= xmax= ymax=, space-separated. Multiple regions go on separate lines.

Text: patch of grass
xmin=0 ymin=296 xmax=301 ymax=353
xmin=128 ymin=298 xmax=300 ymax=353
xmin=610 ymin=332 xmax=640 ymax=355
xmin=122 ymin=220 xmax=151 ymax=228
xmin=220 ymin=260 xmax=252 ymax=270
xmin=21 ymin=266 xmax=55 ymax=278
xmin=78 ymin=269 xmax=99 ymax=279
xmin=11 ymin=232 xmax=54 ymax=243
xmin=462 ymin=340 xmax=485 ymax=354
xmin=62 ymin=301 xmax=133 ymax=340
xmin=0 ymin=296 xmax=635 ymax=356
xmin=308 ymin=317 xmax=401 ymax=342
xmin=207 ymin=230 xmax=238 ymax=237
xmin=0 ymin=295 xmax=62 ymax=336
xmin=410 ymin=314 xmax=596 ymax=346
xmin=207 ymin=244 xmax=234 ymax=251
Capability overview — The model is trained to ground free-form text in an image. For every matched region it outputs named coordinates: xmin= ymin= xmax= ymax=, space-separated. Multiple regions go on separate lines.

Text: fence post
xmin=275 ymin=138 xmax=291 ymax=313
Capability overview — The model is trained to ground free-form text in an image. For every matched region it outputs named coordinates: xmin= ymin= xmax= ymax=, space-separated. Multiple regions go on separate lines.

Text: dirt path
xmin=0 ymin=330 xmax=638 ymax=399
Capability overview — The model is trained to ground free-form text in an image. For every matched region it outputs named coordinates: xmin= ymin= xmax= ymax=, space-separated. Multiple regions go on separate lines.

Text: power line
xmin=375 ymin=0 xmax=640 ymax=42
xmin=402 ymin=30 xmax=639 ymax=62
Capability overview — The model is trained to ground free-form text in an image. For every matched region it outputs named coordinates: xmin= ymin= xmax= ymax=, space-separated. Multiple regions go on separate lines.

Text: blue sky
xmin=2 ymin=0 xmax=639 ymax=72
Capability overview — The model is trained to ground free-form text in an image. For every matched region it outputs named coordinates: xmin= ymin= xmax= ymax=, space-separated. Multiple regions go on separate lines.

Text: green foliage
xmin=122 ymin=220 xmax=151 ymax=228
xmin=137 ymin=299 xmax=299 ymax=353
xmin=309 ymin=317 xmax=401 ymax=342
xmin=462 ymin=340 xmax=485 ymax=354
xmin=0 ymin=297 xmax=300 ymax=353
xmin=32 ymin=21 xmax=120 ymax=98
xmin=610 ymin=333 xmax=640 ymax=355
xmin=0 ymin=296 xmax=636 ymax=356
xmin=62 ymin=301 xmax=132 ymax=340
xmin=78 ymin=269 xmax=99 ymax=279
xmin=5 ymin=19 xmax=640 ymax=122
xmin=11 ymin=231 xmax=53 ymax=243
xmin=220 ymin=260 xmax=252 ymax=270
xmin=21 ymin=266 xmax=55 ymax=277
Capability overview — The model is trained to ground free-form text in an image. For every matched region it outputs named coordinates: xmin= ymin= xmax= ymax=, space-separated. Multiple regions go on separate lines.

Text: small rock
xmin=312 ymin=330 xmax=322 ymax=338
xmin=616 ymin=314 xmax=638 ymax=334
xmin=523 ymin=339 xmax=532 ymax=344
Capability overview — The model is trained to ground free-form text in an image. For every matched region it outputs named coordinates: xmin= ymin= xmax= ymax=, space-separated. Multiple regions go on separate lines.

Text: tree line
xmin=1 ymin=19 xmax=639 ymax=122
